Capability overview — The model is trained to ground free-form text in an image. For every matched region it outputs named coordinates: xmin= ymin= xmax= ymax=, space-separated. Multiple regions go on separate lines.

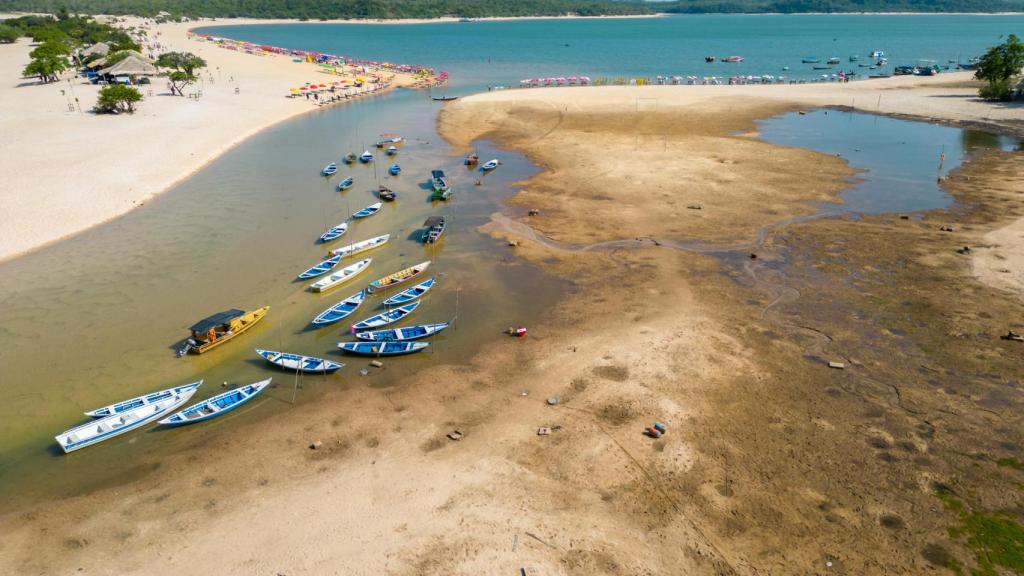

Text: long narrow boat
xmin=158 ymin=378 xmax=271 ymax=427
xmin=184 ymin=307 xmax=269 ymax=355
xmin=356 ymin=322 xmax=449 ymax=342
xmin=256 ymin=349 xmax=344 ymax=373
xmin=329 ymin=234 xmax=390 ymax=259
xmin=337 ymin=341 xmax=430 ymax=356
xmin=431 ymin=169 xmax=450 ymax=192
xmin=481 ymin=159 xmax=500 ymax=171
xmin=381 ymin=277 xmax=435 ymax=306
xmin=337 ymin=177 xmax=354 ymax=191
xmin=359 ymin=150 xmax=374 ymax=163
xmin=352 ymin=202 xmax=383 ymax=219
xmin=84 ymin=380 xmax=204 ymax=418
xmin=56 ymin=383 xmax=200 ymax=453
xmin=319 ymin=221 xmax=348 ymax=243
xmin=351 ymin=301 xmax=420 ymax=331
xmin=366 ymin=261 xmax=431 ymax=293
xmin=312 ymin=290 xmax=366 ymax=325
xmin=322 ymin=162 xmax=338 ymax=176
xmin=423 ymin=216 xmax=446 ymax=244
xmin=297 ymin=253 xmax=342 ymax=279
xmin=310 ymin=258 xmax=372 ymax=293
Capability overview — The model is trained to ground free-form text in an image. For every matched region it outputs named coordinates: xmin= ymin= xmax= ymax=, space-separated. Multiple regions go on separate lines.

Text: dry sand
xmin=0 ymin=17 xmax=422 ymax=263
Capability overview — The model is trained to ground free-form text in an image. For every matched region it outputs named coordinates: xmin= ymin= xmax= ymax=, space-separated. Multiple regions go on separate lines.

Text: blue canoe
xmin=351 ymin=301 xmax=420 ymax=331
xmin=356 ymin=322 xmax=449 ymax=342
xmin=322 ymin=163 xmax=338 ymax=176
xmin=158 ymin=378 xmax=272 ymax=426
xmin=297 ymin=253 xmax=342 ymax=279
xmin=83 ymin=381 xmax=204 ymax=418
xmin=389 ymin=164 xmax=401 ymax=175
xmin=381 ymin=277 xmax=435 ymax=306
xmin=256 ymin=349 xmax=344 ymax=373
xmin=352 ymin=202 xmax=383 ymax=219
xmin=337 ymin=177 xmax=354 ymax=191
xmin=319 ymin=221 xmax=348 ymax=243
xmin=312 ymin=290 xmax=366 ymax=326
xmin=337 ymin=341 xmax=430 ymax=356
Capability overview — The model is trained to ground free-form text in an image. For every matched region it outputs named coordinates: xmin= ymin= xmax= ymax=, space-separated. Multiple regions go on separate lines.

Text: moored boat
xmin=431 ymin=188 xmax=452 ymax=201
xmin=378 ymin=185 xmax=396 ymax=201
xmin=464 ymin=153 xmax=478 ymax=166
xmin=480 ymin=158 xmax=500 ymax=171
xmin=705 ymin=55 xmax=715 ymax=63
xmin=375 ymin=135 xmax=403 ymax=147
xmin=389 ymin=164 xmax=401 ymax=175
xmin=827 ymin=57 xmax=840 ymax=65
xmin=723 ymin=56 xmax=743 ymax=63
xmin=366 ymin=260 xmax=431 ymax=293
xmin=352 ymin=202 xmax=383 ymax=219
xmin=802 ymin=56 xmax=820 ymax=64
xmin=183 ymin=307 xmax=269 ymax=355
xmin=431 ymin=95 xmax=458 ymax=101
xmin=382 ymin=277 xmax=435 ymax=306
xmin=310 ymin=258 xmax=372 ymax=293
xmin=356 ymin=322 xmax=449 ymax=342
xmin=298 ymin=253 xmax=342 ymax=279
xmin=423 ymin=216 xmax=446 ymax=244
xmin=84 ymin=381 xmax=203 ymax=418
xmin=343 ymin=152 xmax=357 ymax=164
xmin=158 ymin=378 xmax=271 ymax=426
xmin=256 ymin=349 xmax=344 ymax=372
xmin=351 ymin=301 xmax=420 ymax=331
xmin=337 ymin=341 xmax=429 ymax=356
xmin=312 ymin=290 xmax=366 ymax=325
xmin=386 ymin=145 xmax=398 ymax=156
xmin=322 ymin=162 xmax=338 ymax=176
xmin=431 ymin=169 xmax=450 ymax=192
xmin=56 ymin=382 xmax=201 ymax=452
xmin=337 ymin=177 xmax=354 ymax=191
xmin=359 ymin=150 xmax=374 ymax=163
xmin=318 ymin=221 xmax=349 ymax=243
xmin=329 ymin=234 xmax=390 ymax=259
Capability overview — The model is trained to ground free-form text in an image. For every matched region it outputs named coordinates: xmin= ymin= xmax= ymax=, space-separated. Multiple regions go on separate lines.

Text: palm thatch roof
xmin=88 ymin=49 xmax=150 ymax=70
xmin=98 ymin=54 xmax=159 ymax=76
xmin=81 ymin=42 xmax=110 ymax=57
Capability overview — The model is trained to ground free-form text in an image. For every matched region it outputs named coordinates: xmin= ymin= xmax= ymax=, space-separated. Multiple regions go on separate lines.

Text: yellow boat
xmin=185 ymin=306 xmax=269 ymax=355
xmin=367 ymin=261 xmax=431 ymax=293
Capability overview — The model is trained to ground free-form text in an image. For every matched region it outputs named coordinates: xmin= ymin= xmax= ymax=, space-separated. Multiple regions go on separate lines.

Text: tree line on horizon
xmin=1 ymin=0 xmax=1023 ymax=19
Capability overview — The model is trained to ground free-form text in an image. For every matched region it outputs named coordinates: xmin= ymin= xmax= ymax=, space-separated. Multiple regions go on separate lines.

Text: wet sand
xmin=3 ymin=64 xmax=1024 ymax=574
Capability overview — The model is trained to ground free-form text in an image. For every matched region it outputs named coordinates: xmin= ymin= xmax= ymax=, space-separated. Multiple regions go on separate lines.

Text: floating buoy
xmin=514 ymin=326 xmax=528 ymax=338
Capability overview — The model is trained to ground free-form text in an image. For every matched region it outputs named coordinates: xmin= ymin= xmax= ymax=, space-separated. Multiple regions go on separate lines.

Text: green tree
xmin=0 ymin=25 xmax=20 ymax=43
xmin=156 ymin=51 xmax=206 ymax=96
xmin=975 ymin=34 xmax=1024 ymax=101
xmin=23 ymin=40 xmax=71 ymax=83
xmin=94 ymin=84 xmax=142 ymax=114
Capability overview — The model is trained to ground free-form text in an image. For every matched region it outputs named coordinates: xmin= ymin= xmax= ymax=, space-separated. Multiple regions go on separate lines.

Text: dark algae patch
xmin=937 ymin=489 xmax=1024 ymax=576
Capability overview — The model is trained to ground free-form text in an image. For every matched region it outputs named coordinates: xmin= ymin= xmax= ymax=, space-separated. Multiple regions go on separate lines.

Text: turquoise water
xmin=198 ymin=14 xmax=1023 ymax=88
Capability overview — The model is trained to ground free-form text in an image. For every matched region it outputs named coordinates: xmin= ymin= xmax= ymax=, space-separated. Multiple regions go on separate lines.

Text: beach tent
xmin=98 ymin=54 xmax=159 ymax=77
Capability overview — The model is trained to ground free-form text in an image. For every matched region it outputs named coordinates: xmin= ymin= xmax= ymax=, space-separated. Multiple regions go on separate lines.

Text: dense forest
xmin=0 ymin=0 xmax=1021 ymax=19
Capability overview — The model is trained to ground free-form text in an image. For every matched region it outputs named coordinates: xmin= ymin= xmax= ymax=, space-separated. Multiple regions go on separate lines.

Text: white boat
xmin=386 ymin=145 xmax=398 ymax=156
xmin=309 ymin=258 xmax=372 ymax=293
xmin=319 ymin=221 xmax=348 ymax=243
xmin=56 ymin=382 xmax=201 ymax=453
xmin=359 ymin=150 xmax=374 ymax=163
xmin=481 ymin=158 xmax=500 ymax=171
xmin=256 ymin=350 xmax=344 ymax=373
xmin=351 ymin=301 xmax=420 ymax=330
xmin=352 ymin=202 xmax=383 ymax=219
xmin=83 ymin=381 xmax=203 ymax=418
xmin=158 ymin=379 xmax=271 ymax=426
xmin=329 ymin=234 xmax=390 ymax=259
xmin=312 ymin=290 xmax=366 ymax=325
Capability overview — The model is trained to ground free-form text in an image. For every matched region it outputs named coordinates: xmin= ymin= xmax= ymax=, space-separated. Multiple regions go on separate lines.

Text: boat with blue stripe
xmin=337 ymin=177 xmax=354 ymax=191
xmin=337 ymin=341 xmax=430 ymax=356
xmin=256 ymin=349 xmax=344 ymax=373
xmin=381 ymin=277 xmax=435 ymax=306
xmin=312 ymin=290 xmax=366 ymax=325
xmin=352 ymin=202 xmax=382 ymax=219
xmin=322 ymin=162 xmax=338 ymax=176
xmin=356 ymin=322 xmax=449 ymax=342
xmin=389 ymin=164 xmax=401 ymax=175
xmin=83 ymin=381 xmax=203 ymax=418
xmin=351 ymin=301 xmax=420 ymax=331
xmin=297 ymin=253 xmax=342 ymax=279
xmin=318 ymin=221 xmax=348 ymax=243
xmin=158 ymin=378 xmax=271 ymax=426
xmin=56 ymin=381 xmax=201 ymax=453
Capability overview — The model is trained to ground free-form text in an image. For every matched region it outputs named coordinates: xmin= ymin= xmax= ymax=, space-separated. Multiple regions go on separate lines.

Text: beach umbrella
xmin=290 ymin=88 xmax=300 ymax=94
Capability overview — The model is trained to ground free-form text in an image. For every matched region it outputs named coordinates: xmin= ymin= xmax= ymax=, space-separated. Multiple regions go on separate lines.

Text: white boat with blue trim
xmin=329 ymin=234 xmax=390 ymax=259
xmin=381 ymin=277 xmax=435 ymax=306
xmin=337 ymin=177 xmax=354 ymax=191
xmin=297 ymin=253 xmax=342 ymax=279
xmin=312 ymin=290 xmax=366 ymax=325
xmin=83 ymin=381 xmax=203 ymax=418
xmin=158 ymin=378 xmax=271 ymax=426
xmin=359 ymin=150 xmax=374 ymax=163
xmin=481 ymin=158 xmax=500 ymax=171
xmin=338 ymin=341 xmax=430 ymax=356
xmin=351 ymin=301 xmax=420 ymax=331
xmin=352 ymin=202 xmax=383 ymax=219
xmin=318 ymin=221 xmax=348 ymax=243
xmin=322 ymin=162 xmax=338 ymax=176
xmin=310 ymin=258 xmax=372 ymax=293
xmin=356 ymin=322 xmax=449 ymax=341
xmin=256 ymin=349 xmax=344 ymax=373
xmin=56 ymin=381 xmax=201 ymax=453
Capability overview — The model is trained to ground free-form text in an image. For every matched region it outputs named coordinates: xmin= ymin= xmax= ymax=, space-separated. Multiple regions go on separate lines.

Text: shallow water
xmin=758 ymin=109 xmax=1021 ymax=214
xmin=0 ymin=88 xmax=564 ymax=509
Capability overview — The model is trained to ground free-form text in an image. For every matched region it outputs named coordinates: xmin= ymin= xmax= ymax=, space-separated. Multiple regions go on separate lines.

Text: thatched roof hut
xmin=81 ymin=42 xmax=111 ymax=58
xmin=98 ymin=54 xmax=159 ymax=77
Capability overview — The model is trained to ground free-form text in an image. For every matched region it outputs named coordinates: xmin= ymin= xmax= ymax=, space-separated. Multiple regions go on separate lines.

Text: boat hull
xmin=159 ymin=379 xmax=271 ymax=426
xmin=191 ymin=306 xmax=270 ymax=354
